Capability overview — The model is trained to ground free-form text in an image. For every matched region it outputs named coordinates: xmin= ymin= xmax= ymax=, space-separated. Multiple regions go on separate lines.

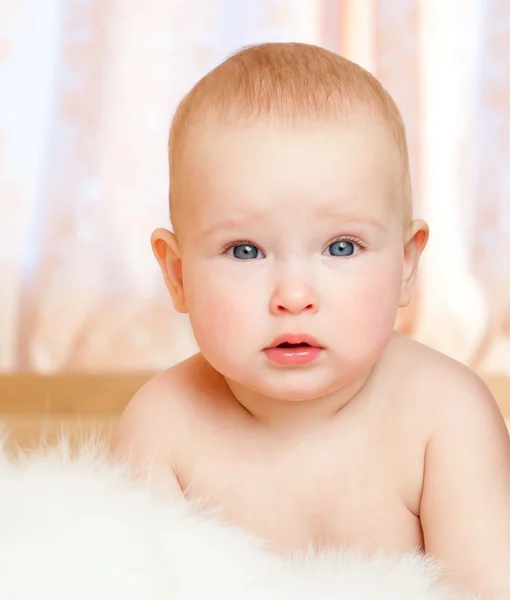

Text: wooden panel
xmin=0 ymin=373 xmax=508 ymax=416
xmin=1 ymin=414 xmax=119 ymax=451
xmin=0 ymin=373 xmax=153 ymax=414
xmin=487 ymin=377 xmax=510 ymax=416
xmin=0 ymin=373 xmax=141 ymax=451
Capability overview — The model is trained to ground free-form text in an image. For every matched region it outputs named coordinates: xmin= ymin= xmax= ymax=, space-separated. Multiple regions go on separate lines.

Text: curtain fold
xmin=1 ymin=0 xmax=508 ymax=374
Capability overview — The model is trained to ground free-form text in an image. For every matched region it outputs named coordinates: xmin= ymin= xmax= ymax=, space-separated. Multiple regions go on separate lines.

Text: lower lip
xmin=264 ymin=346 xmax=322 ymax=366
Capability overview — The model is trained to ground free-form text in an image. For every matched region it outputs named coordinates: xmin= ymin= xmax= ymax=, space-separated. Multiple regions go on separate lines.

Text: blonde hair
xmin=168 ymin=42 xmax=412 ymax=228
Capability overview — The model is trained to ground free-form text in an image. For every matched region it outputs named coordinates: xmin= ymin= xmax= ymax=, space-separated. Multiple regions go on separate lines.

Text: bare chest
xmin=177 ymin=425 xmax=423 ymax=554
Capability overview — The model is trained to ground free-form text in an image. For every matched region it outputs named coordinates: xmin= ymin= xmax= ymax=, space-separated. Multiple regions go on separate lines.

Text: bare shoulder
xmin=112 ymin=356 xmax=194 ymax=443
xmin=388 ymin=333 xmax=508 ymax=437
xmin=109 ymin=353 xmax=206 ymax=495
xmin=393 ymin=338 xmax=510 ymax=594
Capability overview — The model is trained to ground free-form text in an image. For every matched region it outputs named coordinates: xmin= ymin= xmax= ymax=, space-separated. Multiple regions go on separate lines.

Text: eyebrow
xmin=201 ymin=209 xmax=387 ymax=237
xmin=316 ymin=211 xmax=388 ymax=232
xmin=201 ymin=214 xmax=265 ymax=237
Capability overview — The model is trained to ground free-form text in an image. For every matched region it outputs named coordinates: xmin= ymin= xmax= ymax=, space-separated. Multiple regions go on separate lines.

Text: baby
xmin=111 ymin=43 xmax=510 ymax=598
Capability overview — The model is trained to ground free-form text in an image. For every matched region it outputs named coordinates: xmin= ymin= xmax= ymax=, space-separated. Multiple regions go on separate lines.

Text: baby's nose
xmin=269 ymin=279 xmax=319 ymax=315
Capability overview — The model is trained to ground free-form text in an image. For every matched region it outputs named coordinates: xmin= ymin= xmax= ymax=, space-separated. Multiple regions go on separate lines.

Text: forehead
xmin=181 ymin=118 xmax=400 ymax=232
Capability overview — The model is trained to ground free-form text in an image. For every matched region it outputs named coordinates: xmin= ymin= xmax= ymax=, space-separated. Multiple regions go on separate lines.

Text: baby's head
xmin=152 ymin=42 xmax=428 ymax=403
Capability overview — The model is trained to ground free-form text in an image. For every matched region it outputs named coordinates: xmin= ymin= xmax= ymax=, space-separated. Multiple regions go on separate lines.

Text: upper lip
xmin=267 ymin=333 xmax=323 ymax=348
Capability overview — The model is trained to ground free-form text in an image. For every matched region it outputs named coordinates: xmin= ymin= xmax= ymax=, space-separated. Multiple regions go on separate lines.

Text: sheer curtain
xmin=1 ymin=0 xmax=508 ymax=375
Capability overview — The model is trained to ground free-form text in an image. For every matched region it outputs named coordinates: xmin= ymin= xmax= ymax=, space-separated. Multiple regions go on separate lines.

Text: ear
xmin=399 ymin=219 xmax=429 ymax=308
xmin=150 ymin=228 xmax=188 ymax=314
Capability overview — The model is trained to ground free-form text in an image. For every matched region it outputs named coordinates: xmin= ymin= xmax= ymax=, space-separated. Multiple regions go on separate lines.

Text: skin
xmin=111 ymin=117 xmax=510 ymax=599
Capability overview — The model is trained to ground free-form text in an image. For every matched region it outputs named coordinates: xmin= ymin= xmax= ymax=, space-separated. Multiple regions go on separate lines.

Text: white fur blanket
xmin=0 ymin=438 xmax=473 ymax=600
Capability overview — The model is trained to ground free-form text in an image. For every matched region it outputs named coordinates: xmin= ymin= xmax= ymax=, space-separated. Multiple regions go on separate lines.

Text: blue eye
xmin=228 ymin=243 xmax=263 ymax=260
xmin=325 ymin=240 xmax=360 ymax=257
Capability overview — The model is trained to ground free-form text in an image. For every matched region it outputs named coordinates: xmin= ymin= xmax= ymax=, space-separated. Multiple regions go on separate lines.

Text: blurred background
xmin=0 ymin=1 xmax=508 ymax=412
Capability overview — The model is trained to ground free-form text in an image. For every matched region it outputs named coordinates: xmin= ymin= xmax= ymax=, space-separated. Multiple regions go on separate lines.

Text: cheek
xmin=329 ymin=257 xmax=402 ymax=345
xmin=182 ymin=264 xmax=261 ymax=361
xmin=353 ymin=281 xmax=399 ymax=331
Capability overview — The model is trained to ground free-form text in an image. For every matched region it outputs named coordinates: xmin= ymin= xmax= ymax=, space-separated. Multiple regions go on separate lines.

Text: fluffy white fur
xmin=0 ymin=436 xmax=473 ymax=600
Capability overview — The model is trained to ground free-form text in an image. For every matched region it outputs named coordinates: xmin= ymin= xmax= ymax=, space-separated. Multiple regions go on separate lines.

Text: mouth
xmin=267 ymin=334 xmax=323 ymax=350
xmin=264 ymin=334 xmax=323 ymax=366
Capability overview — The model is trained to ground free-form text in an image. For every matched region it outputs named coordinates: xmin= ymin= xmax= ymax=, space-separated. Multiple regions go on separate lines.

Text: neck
xmin=223 ymin=368 xmax=377 ymax=429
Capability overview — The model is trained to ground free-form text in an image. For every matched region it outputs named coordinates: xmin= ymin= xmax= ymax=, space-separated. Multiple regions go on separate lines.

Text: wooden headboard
xmin=0 ymin=373 xmax=151 ymax=449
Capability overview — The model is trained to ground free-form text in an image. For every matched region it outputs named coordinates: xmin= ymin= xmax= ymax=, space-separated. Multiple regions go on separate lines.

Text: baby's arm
xmin=110 ymin=378 xmax=185 ymax=500
xmin=419 ymin=369 xmax=510 ymax=599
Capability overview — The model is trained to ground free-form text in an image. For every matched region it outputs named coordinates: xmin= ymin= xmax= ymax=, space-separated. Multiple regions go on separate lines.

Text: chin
xmin=264 ymin=389 xmax=322 ymax=403
xmin=252 ymin=375 xmax=348 ymax=404
xmin=272 ymin=365 xmax=374 ymax=402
